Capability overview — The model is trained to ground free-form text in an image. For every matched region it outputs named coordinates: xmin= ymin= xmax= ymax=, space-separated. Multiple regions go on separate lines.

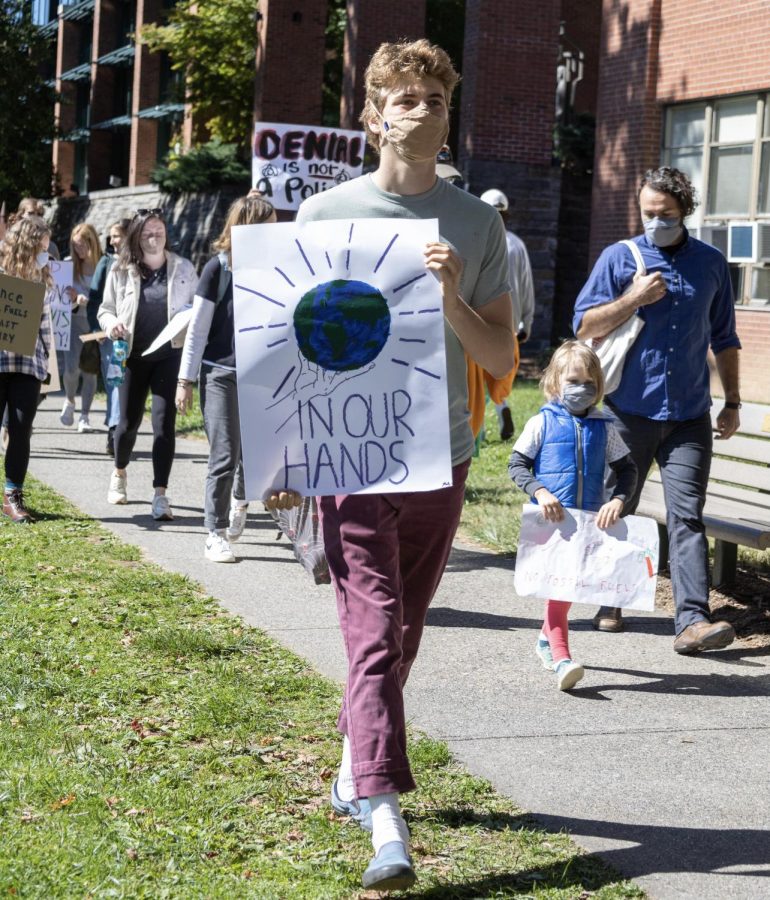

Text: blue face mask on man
xmin=643 ymin=216 xmax=683 ymax=248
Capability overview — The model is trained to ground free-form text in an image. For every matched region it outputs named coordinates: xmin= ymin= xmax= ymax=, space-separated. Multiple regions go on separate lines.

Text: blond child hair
xmin=539 ymin=340 xmax=605 ymax=404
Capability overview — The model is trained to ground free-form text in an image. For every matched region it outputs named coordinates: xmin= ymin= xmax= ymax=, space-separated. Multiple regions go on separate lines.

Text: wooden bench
xmin=636 ymin=400 xmax=770 ymax=587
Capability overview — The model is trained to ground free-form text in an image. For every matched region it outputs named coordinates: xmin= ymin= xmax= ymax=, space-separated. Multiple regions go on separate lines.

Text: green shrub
xmin=151 ymin=140 xmax=250 ymax=193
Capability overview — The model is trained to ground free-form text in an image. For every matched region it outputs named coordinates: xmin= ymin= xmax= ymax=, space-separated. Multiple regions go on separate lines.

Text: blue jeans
xmin=99 ymin=338 xmax=121 ymax=429
xmin=606 ymin=405 xmax=713 ymax=636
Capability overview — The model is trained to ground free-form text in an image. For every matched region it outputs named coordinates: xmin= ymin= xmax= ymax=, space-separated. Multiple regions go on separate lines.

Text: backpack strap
xmin=619 ymin=239 xmax=647 ymax=276
xmin=215 ymin=252 xmax=232 ymax=306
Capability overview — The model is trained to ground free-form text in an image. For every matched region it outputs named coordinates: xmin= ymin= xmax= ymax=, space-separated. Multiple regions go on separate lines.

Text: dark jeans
xmin=115 ymin=352 xmax=180 ymax=488
xmin=606 ymin=404 xmax=713 ymax=635
xmin=0 ymin=372 xmax=41 ymax=486
xmin=200 ymin=364 xmax=245 ymax=531
xmin=319 ymin=459 xmax=470 ymax=798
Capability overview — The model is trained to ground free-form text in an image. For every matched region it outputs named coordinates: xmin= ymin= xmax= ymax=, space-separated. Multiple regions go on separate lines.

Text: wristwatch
xmin=724 ymin=401 xmax=742 ymax=409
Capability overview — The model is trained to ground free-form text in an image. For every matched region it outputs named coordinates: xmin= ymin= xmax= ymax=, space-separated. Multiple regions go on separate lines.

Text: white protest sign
xmin=232 ymin=218 xmax=452 ymax=500
xmin=514 ymin=505 xmax=659 ymax=611
xmin=252 ymin=123 xmax=366 ymax=211
xmin=48 ymin=259 xmax=73 ymax=351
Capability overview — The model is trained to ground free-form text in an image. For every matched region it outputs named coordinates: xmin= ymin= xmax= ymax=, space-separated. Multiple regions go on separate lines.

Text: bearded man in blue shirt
xmin=574 ymin=166 xmax=741 ymax=654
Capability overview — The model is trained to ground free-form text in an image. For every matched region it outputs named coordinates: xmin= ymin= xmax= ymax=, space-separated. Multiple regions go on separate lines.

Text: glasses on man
xmin=134 ymin=208 xmax=164 ymax=217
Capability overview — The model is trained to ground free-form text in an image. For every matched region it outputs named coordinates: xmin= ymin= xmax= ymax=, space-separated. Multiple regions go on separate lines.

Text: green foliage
xmin=0 ymin=2 xmax=57 ymax=206
xmin=140 ymin=0 xmax=259 ymax=149
xmin=554 ymin=112 xmax=596 ymax=176
xmin=322 ymin=0 xmax=347 ymax=126
xmin=151 ymin=140 xmax=250 ymax=193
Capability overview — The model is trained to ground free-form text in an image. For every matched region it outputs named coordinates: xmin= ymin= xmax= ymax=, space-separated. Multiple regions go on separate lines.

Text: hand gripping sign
xmin=232 ymin=218 xmax=453 ymax=501
xmin=514 ymin=505 xmax=659 ymax=611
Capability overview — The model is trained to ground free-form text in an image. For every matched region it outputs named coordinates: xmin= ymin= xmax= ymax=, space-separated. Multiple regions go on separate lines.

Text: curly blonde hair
xmin=0 ymin=216 xmax=53 ymax=288
xmin=360 ymin=39 xmax=460 ymax=151
xmin=212 ymin=194 xmax=275 ymax=260
xmin=540 ymin=340 xmax=605 ymax=403
xmin=70 ymin=222 xmax=102 ymax=285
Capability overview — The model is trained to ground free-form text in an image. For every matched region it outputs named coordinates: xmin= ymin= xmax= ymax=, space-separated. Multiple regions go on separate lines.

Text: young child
xmin=508 ymin=341 xmax=637 ymax=690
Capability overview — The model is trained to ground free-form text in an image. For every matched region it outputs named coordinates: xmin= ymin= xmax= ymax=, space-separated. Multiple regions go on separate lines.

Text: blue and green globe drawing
xmin=293 ymin=279 xmax=391 ymax=372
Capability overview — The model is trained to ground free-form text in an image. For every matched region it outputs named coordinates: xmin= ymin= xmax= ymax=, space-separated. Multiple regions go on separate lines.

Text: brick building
xmin=34 ymin=0 xmax=186 ymax=194
xmin=37 ymin=0 xmax=769 ymax=400
xmin=592 ymin=0 xmax=770 ymax=402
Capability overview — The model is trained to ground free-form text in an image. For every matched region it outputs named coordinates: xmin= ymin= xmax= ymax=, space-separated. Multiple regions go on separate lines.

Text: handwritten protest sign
xmin=48 ymin=259 xmax=73 ymax=351
xmin=252 ymin=123 xmax=366 ymax=211
xmin=514 ymin=505 xmax=659 ymax=611
xmin=0 ymin=272 xmax=45 ymax=356
xmin=232 ymin=218 xmax=452 ymax=500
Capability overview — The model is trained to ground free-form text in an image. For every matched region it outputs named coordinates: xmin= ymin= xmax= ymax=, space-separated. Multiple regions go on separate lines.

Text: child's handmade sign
xmin=232 ymin=218 xmax=452 ymax=499
xmin=48 ymin=259 xmax=73 ymax=351
xmin=252 ymin=123 xmax=366 ymax=211
xmin=514 ymin=505 xmax=659 ymax=610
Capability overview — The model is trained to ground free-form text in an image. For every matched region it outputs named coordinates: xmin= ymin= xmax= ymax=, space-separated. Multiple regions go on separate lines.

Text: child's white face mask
xmin=561 ymin=383 xmax=597 ymax=414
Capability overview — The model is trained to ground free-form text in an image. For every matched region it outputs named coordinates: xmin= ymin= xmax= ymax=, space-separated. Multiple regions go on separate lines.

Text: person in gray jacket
xmin=98 ymin=210 xmax=196 ymax=520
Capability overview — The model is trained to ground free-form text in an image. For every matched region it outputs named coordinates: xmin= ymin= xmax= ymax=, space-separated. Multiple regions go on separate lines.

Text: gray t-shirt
xmin=296 ymin=174 xmax=511 ymax=465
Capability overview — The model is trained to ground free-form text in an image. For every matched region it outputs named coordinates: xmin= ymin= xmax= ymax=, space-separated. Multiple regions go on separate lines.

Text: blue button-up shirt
xmin=573 ymin=231 xmax=741 ymax=422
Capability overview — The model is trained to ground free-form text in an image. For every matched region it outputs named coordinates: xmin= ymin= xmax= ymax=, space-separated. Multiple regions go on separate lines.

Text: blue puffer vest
xmin=533 ymin=402 xmax=607 ymax=512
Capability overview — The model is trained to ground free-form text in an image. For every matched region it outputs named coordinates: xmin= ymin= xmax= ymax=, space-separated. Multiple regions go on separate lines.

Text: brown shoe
xmin=673 ymin=620 xmax=735 ymax=654
xmin=2 ymin=488 xmax=35 ymax=524
xmin=593 ymin=606 xmax=624 ymax=632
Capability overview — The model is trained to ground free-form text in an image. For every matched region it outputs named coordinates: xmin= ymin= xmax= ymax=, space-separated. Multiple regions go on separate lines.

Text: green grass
xmin=0 ymin=475 xmax=643 ymax=898
xmin=460 ymin=379 xmax=543 ymax=554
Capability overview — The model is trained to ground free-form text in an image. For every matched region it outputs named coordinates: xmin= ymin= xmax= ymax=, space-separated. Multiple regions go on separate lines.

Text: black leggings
xmin=114 ymin=352 xmax=180 ymax=488
xmin=0 ymin=372 xmax=41 ymax=487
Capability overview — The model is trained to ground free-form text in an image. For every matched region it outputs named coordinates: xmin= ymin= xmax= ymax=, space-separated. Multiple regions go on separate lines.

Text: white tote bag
xmin=587 ymin=239 xmax=646 ymax=394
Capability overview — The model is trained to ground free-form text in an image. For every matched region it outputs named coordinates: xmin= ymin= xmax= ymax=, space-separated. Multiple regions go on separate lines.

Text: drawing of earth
xmin=293 ymin=279 xmax=391 ymax=372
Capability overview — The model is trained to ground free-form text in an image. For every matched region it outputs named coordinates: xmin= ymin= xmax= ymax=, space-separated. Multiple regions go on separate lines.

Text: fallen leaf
xmin=125 ymin=848 xmax=138 ymax=860
xmin=51 ymin=794 xmax=75 ymax=811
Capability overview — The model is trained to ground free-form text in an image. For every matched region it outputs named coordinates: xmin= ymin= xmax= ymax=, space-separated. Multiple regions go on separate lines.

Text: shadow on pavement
xmin=581 ymin=659 xmax=770 ymax=698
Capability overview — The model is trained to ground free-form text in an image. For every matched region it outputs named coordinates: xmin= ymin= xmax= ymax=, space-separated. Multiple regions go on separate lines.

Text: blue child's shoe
xmin=362 ymin=841 xmax=416 ymax=891
xmin=555 ymin=658 xmax=585 ymax=691
xmin=535 ymin=635 xmax=554 ymax=671
xmin=330 ymin=779 xmax=372 ymax=831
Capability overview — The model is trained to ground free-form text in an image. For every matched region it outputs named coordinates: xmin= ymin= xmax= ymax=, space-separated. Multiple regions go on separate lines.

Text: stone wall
xmin=47 ymin=183 xmax=249 ymax=272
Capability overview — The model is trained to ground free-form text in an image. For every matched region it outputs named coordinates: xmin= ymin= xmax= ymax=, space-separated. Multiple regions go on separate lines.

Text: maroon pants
xmin=320 ymin=459 xmax=470 ymax=798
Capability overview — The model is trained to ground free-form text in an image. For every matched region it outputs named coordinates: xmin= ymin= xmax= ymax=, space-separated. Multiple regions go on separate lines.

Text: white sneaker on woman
xmin=205 ymin=530 xmax=236 ymax=563
xmin=60 ymin=399 xmax=75 ymax=427
xmin=226 ymin=502 xmax=249 ymax=542
xmin=107 ymin=471 xmax=127 ymax=504
xmin=77 ymin=417 xmax=96 ymax=433
xmin=151 ymin=494 xmax=174 ymax=521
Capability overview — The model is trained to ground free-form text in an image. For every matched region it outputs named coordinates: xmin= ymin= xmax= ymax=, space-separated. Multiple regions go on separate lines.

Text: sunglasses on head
xmin=134 ymin=208 xmax=163 ymax=217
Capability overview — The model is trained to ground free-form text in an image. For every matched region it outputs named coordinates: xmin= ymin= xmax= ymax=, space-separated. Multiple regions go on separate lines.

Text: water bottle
xmin=106 ymin=339 xmax=128 ymax=388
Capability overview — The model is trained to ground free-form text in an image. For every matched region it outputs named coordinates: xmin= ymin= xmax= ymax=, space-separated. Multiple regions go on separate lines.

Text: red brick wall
xmin=254 ymin=0 xmax=328 ymax=125
xmin=657 ymin=0 xmax=770 ymax=102
xmin=52 ymin=17 xmax=82 ymax=191
xmin=734 ymin=310 xmax=770 ymax=404
xmin=129 ymin=0 xmax=162 ymax=186
xmin=589 ymin=0 xmax=662 ymax=262
xmin=459 ymin=0 xmax=562 ymax=166
xmin=560 ymin=0 xmax=602 ymax=116
xmin=340 ymin=1 xmax=427 ymax=130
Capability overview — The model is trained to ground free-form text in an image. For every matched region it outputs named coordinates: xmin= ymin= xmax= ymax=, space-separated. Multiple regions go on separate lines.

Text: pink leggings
xmin=543 ymin=599 xmax=572 ymax=663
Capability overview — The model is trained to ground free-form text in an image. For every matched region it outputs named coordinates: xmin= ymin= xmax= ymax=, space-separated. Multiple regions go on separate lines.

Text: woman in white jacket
xmin=98 ymin=210 xmax=196 ymax=520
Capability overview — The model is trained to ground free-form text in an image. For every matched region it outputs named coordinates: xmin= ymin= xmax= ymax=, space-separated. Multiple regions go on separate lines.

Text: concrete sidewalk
xmin=21 ymin=398 xmax=770 ymax=900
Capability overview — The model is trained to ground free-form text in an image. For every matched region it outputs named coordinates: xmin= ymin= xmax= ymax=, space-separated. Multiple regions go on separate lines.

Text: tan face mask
xmin=377 ymin=105 xmax=450 ymax=163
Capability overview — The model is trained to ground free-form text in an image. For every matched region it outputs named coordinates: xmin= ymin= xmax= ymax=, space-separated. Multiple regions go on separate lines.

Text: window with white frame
xmin=663 ymin=94 xmax=770 ymax=307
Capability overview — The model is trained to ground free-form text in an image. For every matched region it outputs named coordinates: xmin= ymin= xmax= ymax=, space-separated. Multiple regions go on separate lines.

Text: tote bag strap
xmin=619 ymin=239 xmax=647 ymax=277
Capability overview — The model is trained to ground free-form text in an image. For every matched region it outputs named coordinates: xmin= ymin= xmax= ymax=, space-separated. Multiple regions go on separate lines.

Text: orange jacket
xmin=466 ymin=335 xmax=520 ymax=437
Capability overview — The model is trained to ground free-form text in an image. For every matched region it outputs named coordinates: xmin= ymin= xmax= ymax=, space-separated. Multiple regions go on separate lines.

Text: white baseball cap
xmin=480 ymin=189 xmax=509 ymax=211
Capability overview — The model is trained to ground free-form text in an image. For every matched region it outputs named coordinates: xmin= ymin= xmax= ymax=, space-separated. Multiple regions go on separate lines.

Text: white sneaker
xmin=107 ymin=471 xmax=127 ymax=504
xmin=555 ymin=659 xmax=585 ymax=691
xmin=151 ymin=494 xmax=174 ymax=521
xmin=77 ymin=417 xmax=96 ymax=433
xmin=60 ymin=400 xmax=75 ymax=427
xmin=226 ymin=502 xmax=249 ymax=542
xmin=205 ymin=530 xmax=236 ymax=563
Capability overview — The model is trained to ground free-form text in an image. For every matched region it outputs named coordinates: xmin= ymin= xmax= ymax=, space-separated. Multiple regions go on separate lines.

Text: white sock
xmin=232 ymin=498 xmax=248 ymax=509
xmin=336 ymin=735 xmax=355 ymax=802
xmin=370 ymin=792 xmax=409 ymax=854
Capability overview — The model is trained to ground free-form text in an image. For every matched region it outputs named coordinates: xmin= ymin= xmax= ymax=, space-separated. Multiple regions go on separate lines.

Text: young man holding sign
xmin=296 ymin=39 xmax=515 ymax=891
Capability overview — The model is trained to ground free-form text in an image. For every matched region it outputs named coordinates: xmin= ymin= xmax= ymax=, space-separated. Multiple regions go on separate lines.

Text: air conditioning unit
xmin=757 ymin=222 xmax=770 ymax=263
xmin=727 ymin=221 xmax=758 ymax=263
xmin=699 ymin=224 xmax=728 ymax=256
